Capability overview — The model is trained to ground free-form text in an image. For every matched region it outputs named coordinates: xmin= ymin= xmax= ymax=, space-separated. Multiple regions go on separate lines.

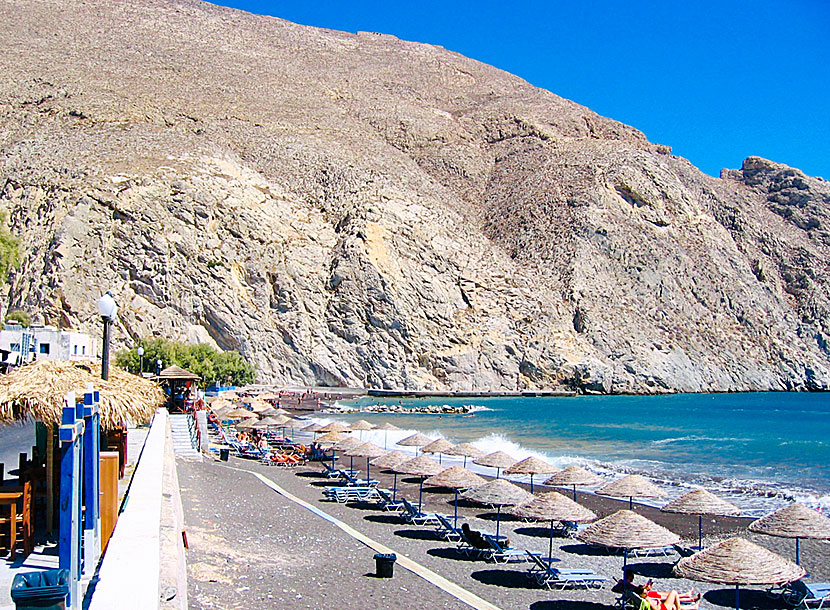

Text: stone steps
xmin=168 ymin=414 xmax=202 ymax=460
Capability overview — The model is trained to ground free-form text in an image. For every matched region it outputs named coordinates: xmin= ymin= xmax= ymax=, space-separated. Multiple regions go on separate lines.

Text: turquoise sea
xmin=325 ymin=392 xmax=830 ymax=516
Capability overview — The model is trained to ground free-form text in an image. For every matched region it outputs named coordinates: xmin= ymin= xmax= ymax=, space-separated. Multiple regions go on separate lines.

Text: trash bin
xmin=373 ymin=553 xmax=396 ymax=578
xmin=10 ymin=569 xmax=69 ymax=610
xmin=219 ymin=448 xmax=230 ymax=461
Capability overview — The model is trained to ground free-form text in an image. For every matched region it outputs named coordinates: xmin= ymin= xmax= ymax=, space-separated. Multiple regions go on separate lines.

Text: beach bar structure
xmin=154 ymin=365 xmax=201 ymax=413
xmin=0 ymin=360 xmax=163 ymax=608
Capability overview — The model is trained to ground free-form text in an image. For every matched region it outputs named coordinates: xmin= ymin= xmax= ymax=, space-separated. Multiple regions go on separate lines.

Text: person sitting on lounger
xmin=614 ymin=570 xmax=699 ymax=610
xmin=461 ymin=523 xmax=509 ymax=549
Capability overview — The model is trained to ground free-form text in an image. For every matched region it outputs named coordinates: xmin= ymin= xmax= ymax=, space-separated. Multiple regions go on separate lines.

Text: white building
xmin=0 ymin=324 xmax=93 ymax=364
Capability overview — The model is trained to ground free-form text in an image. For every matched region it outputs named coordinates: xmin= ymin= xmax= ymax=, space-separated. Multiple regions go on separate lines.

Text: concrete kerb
xmin=86 ymin=409 xmax=171 ymax=610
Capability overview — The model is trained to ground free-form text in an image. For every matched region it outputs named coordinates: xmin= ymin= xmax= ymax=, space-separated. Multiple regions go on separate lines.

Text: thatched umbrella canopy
xmin=504 ymin=456 xmax=559 ymax=493
xmin=209 ymin=398 xmax=234 ymax=411
xmin=370 ymin=450 xmax=410 ymax=501
xmin=302 ymin=422 xmax=323 ymax=433
xmin=349 ymin=419 xmax=375 ymax=441
xmin=258 ymin=407 xmax=279 ymax=417
xmin=748 ymin=503 xmax=830 ymax=565
xmin=371 ymin=421 xmax=401 ymax=449
xmin=256 ymin=416 xmax=284 ymax=427
xmin=473 ymin=451 xmax=516 ymax=478
xmin=315 ymin=431 xmax=347 ymax=444
xmin=662 ymin=489 xmax=741 ymax=551
xmin=425 ymin=466 xmax=487 ymax=527
xmin=0 ymin=360 xmax=164 ymax=430
xmin=462 ymin=479 xmax=534 ymax=539
xmin=318 ymin=421 xmax=351 ymax=434
xmin=393 ymin=455 xmax=445 ymax=511
xmin=545 ymin=465 xmax=603 ymax=501
xmin=596 ymin=474 xmax=664 ymax=509
xmin=674 ymin=537 xmax=805 ymax=610
xmin=511 ymin=492 xmax=597 ymax=565
xmin=235 ymin=418 xmax=259 ymax=429
xmin=225 ymin=407 xmax=256 ymax=419
xmin=577 ymin=509 xmax=680 ymax=569
xmin=346 ymin=442 xmax=386 ymax=480
xmin=421 ymin=438 xmax=456 ymax=464
xmin=271 ymin=408 xmax=292 ymax=416
xmin=397 ymin=432 xmax=434 ymax=455
xmin=212 ymin=405 xmax=234 ymax=418
xmin=334 ymin=436 xmax=364 ymax=452
xmin=219 ymin=390 xmax=239 ymax=399
xmin=248 ymin=399 xmax=271 ymax=413
xmin=258 ymin=392 xmax=280 ymax=401
xmin=445 ymin=442 xmax=485 ymax=467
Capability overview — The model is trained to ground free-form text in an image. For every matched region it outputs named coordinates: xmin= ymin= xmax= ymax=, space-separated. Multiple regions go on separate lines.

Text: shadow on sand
xmin=530 ymin=601 xmax=610 ymax=610
xmin=471 ymin=568 xmax=536 ymax=589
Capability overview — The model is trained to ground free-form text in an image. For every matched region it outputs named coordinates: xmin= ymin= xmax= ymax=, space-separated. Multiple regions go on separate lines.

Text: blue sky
xmin=214 ymin=1 xmax=829 ymax=178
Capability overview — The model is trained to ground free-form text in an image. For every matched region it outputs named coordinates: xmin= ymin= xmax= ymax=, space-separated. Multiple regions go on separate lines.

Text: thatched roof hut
xmin=0 ymin=360 xmax=164 ymax=430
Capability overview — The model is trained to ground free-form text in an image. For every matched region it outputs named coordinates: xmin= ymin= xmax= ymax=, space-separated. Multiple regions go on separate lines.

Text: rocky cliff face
xmin=0 ymin=0 xmax=828 ymax=392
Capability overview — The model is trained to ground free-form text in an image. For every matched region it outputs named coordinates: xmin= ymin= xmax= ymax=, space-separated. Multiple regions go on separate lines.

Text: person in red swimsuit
xmin=615 ymin=570 xmax=700 ymax=610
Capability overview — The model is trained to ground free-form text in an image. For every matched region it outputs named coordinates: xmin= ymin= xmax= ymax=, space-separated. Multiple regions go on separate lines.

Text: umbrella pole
xmin=392 ymin=472 xmax=398 ymax=502
xmin=463 ymin=456 xmax=467 ymax=468
xmin=698 ymin=515 xmax=703 ymax=550
xmin=735 ymin=585 xmax=740 ymax=610
xmin=439 ymin=453 xmax=442 ymax=464
xmin=530 ymin=474 xmax=534 ymax=493
xmin=418 ymin=477 xmax=424 ymax=512
xmin=548 ymin=519 xmax=554 ymax=568
xmin=496 ymin=467 xmax=501 ymax=479
xmin=331 ymin=450 xmax=336 ymax=471
xmin=366 ymin=458 xmax=371 ymax=482
xmin=496 ymin=505 xmax=501 ymax=539
xmin=796 ymin=537 xmax=800 ymax=565
xmin=349 ymin=456 xmax=354 ymax=472
xmin=573 ymin=484 xmax=577 ymax=502
xmin=629 ymin=496 xmax=633 ymax=510
xmin=454 ymin=489 xmax=459 ymax=528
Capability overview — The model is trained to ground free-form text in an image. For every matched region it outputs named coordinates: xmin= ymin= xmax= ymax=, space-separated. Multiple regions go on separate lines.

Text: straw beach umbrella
xmin=545 ymin=465 xmax=603 ymax=501
xmin=209 ymin=398 xmax=234 ymax=412
xmin=235 ymin=418 xmax=259 ymax=429
xmin=674 ymin=537 xmax=805 ymax=610
xmin=225 ymin=407 xmax=256 ymax=419
xmin=462 ymin=478 xmax=533 ymax=539
xmin=577 ymin=509 xmax=680 ymax=570
xmin=316 ymin=431 xmax=347 ymax=469
xmin=397 ymin=432 xmax=434 ymax=456
xmin=425 ymin=466 xmax=487 ymax=527
xmin=504 ymin=456 xmax=559 ymax=493
xmin=662 ymin=489 xmax=741 ymax=551
xmin=393 ymin=455 xmax=445 ymax=511
xmin=371 ymin=451 xmax=410 ymax=501
xmin=445 ymin=442 xmax=485 ymax=468
xmin=346 ymin=442 xmax=386 ymax=481
xmin=349 ymin=419 xmax=375 ymax=441
xmin=597 ymin=474 xmax=664 ymax=509
xmin=334 ymin=436 xmax=364 ymax=471
xmin=373 ymin=422 xmax=401 ymax=449
xmin=422 ymin=439 xmax=456 ymax=465
xmin=512 ymin=491 xmax=596 ymax=567
xmin=318 ymin=421 xmax=351 ymax=434
xmin=748 ymin=503 xmax=830 ymax=565
xmin=473 ymin=451 xmax=516 ymax=479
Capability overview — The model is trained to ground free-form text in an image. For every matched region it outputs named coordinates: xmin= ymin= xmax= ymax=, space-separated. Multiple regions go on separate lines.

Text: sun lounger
xmin=375 ymin=489 xmax=405 ymax=512
xmin=629 ymin=545 xmax=676 ymax=558
xmin=526 ymin=551 xmax=606 ymax=590
xmin=483 ymin=535 xmax=528 ymax=563
xmin=782 ymin=580 xmax=830 ymax=609
xmin=339 ymin=470 xmax=379 ymax=487
xmin=434 ymin=514 xmax=463 ymax=541
xmin=455 ymin=527 xmax=489 ymax=558
xmin=400 ymin=498 xmax=442 ymax=526
xmin=323 ymin=486 xmax=383 ymax=503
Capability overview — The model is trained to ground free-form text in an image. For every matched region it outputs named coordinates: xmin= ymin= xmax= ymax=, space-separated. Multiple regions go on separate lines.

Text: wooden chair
xmin=0 ymin=482 xmax=33 ymax=557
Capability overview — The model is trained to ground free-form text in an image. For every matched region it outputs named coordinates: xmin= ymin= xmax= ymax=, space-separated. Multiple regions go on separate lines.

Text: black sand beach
xmin=180 ymin=453 xmax=829 ymax=610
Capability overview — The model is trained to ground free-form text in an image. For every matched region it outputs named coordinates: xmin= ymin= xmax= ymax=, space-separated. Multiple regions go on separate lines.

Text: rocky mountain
xmin=0 ymin=0 xmax=828 ymax=393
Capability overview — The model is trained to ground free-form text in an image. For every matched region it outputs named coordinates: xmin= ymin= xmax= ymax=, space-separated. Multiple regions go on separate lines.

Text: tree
xmin=0 ymin=208 xmax=19 ymax=284
xmin=4 ymin=309 xmax=31 ymax=327
xmin=115 ymin=338 xmax=257 ymax=387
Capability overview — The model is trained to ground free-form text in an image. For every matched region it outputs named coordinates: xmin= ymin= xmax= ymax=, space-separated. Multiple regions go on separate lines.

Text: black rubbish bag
xmin=10 ymin=568 xmax=69 ymax=610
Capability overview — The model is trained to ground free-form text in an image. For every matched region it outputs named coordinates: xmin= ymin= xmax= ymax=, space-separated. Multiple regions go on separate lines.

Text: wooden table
xmin=0 ymin=489 xmax=23 ymax=555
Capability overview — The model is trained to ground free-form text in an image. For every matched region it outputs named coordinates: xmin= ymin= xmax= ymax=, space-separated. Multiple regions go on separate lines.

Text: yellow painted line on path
xmin=230 ymin=466 xmax=502 ymax=610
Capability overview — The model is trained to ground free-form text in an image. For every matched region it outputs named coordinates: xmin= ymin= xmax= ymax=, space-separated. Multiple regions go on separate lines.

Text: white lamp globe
xmin=97 ymin=291 xmax=118 ymax=321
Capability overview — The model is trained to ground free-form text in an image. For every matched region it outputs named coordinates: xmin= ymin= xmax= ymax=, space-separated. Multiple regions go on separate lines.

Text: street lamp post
xmin=156 ymin=359 xmax=162 ymax=376
xmin=136 ymin=346 xmax=144 ymax=376
xmin=96 ymin=292 xmax=118 ymax=381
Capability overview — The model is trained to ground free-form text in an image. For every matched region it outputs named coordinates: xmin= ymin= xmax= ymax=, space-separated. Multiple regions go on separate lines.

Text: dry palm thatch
xmin=219 ymin=390 xmax=239 ymax=399
xmin=473 ymin=451 xmax=517 ymax=469
xmin=209 ymin=398 xmax=234 ymax=411
xmin=370 ymin=450 xmax=410 ymax=470
xmin=597 ymin=474 xmax=664 ymax=499
xmin=504 ymin=456 xmax=559 ymax=475
xmin=235 ymin=418 xmax=259 ymax=429
xmin=346 ymin=442 xmax=386 ymax=459
xmin=662 ymin=489 xmax=741 ymax=517
xmin=462 ymin=479 xmax=534 ymax=506
xmin=271 ymin=408 xmax=291 ymax=416
xmin=317 ymin=421 xmax=351 ymax=433
xmin=315 ymin=431 xmax=347 ymax=445
xmin=256 ymin=416 xmax=285 ymax=427
xmin=748 ymin=503 xmax=830 ymax=539
xmin=258 ymin=407 xmax=279 ymax=417
xmin=545 ymin=465 xmax=602 ymax=487
xmin=333 ymin=436 xmax=364 ymax=452
xmin=226 ymin=407 xmax=256 ymax=419
xmin=349 ymin=419 xmax=376 ymax=431
xmin=674 ymin=537 xmax=805 ymax=585
xmin=258 ymin=392 xmax=280 ymax=401
xmin=511 ymin=491 xmax=597 ymax=523
xmin=421 ymin=439 xmax=456 ymax=455
xmin=373 ymin=422 xmax=401 ymax=431
xmin=425 ymin=466 xmax=486 ymax=489
xmin=248 ymin=399 xmax=271 ymax=413
xmin=393 ymin=455 xmax=445 ymax=476
xmin=302 ymin=422 xmax=323 ymax=433
xmin=445 ymin=442 xmax=485 ymax=458
xmin=577 ymin=510 xmax=680 ymax=550
xmin=397 ymin=432 xmax=434 ymax=447
xmin=0 ymin=360 xmax=164 ymax=430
